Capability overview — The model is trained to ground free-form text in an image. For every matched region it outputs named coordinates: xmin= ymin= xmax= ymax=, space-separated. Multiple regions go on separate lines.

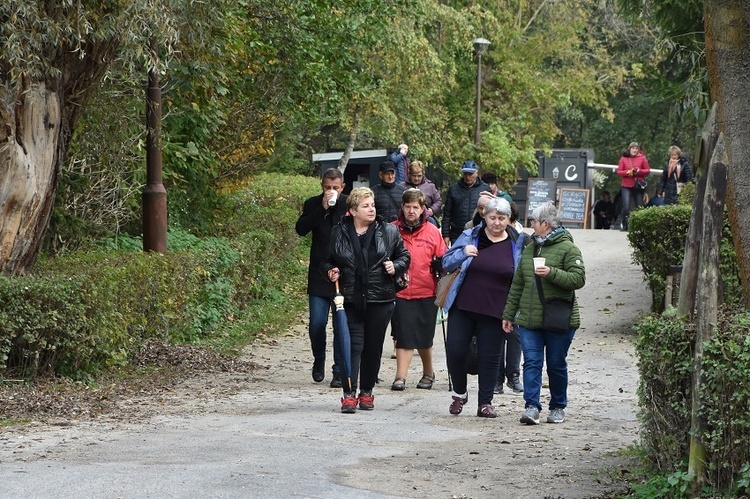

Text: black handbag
xmin=535 ymin=275 xmax=574 ymax=333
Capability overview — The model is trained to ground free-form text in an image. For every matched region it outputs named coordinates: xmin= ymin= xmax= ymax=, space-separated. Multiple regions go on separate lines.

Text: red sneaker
xmin=357 ymin=392 xmax=374 ymax=410
xmin=341 ymin=396 xmax=357 ymax=414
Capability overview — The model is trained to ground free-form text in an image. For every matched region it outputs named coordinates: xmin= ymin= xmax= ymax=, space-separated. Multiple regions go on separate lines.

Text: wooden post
xmin=688 ymin=133 xmax=728 ymax=494
xmin=678 ymin=103 xmax=720 ymax=317
xmin=664 ymin=275 xmax=674 ymax=310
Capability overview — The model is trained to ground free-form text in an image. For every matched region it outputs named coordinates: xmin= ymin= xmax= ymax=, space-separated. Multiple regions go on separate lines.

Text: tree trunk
xmin=704 ymin=1 xmax=750 ymax=306
xmin=337 ymin=116 xmax=360 ymax=174
xmin=678 ymin=103 xmax=719 ymax=318
xmin=688 ymin=133 xmax=728 ymax=495
xmin=0 ymin=83 xmax=64 ymax=275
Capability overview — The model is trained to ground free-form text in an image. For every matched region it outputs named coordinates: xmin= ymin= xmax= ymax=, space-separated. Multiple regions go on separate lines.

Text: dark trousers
xmin=620 ymin=187 xmax=643 ymax=227
xmin=446 ymin=308 xmax=503 ymax=405
xmin=498 ymin=325 xmax=522 ymax=383
xmin=343 ymin=301 xmax=395 ymax=393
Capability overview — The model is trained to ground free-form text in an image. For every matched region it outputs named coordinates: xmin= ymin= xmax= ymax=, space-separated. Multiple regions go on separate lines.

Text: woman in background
xmin=616 ymin=141 xmax=650 ymax=230
xmin=657 ymin=145 xmax=692 ymax=205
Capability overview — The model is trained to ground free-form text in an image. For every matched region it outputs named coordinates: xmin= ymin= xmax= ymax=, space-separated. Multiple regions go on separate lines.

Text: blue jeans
xmin=518 ymin=326 xmax=576 ymax=411
xmin=620 ymin=187 xmax=643 ymax=227
xmin=308 ymin=295 xmax=340 ymax=375
xmin=446 ymin=309 xmax=503 ymax=405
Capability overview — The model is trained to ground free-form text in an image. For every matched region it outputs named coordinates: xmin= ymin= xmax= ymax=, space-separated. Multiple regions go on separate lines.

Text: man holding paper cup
xmin=502 ymin=202 xmax=585 ymax=425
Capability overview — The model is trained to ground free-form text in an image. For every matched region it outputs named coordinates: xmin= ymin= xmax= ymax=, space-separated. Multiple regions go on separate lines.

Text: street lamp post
xmin=473 ymin=37 xmax=491 ymax=146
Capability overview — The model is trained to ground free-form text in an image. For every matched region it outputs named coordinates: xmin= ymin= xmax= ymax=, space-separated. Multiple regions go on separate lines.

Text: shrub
xmin=627 ymin=205 xmax=740 ymax=312
xmin=0 ymin=173 xmax=318 ymax=378
xmin=636 ymin=307 xmax=750 ymax=494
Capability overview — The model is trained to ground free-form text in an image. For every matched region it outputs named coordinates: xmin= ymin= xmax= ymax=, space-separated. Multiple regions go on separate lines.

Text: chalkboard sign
xmin=525 ymin=178 xmax=557 ymax=223
xmin=558 ymin=188 xmax=590 ymax=226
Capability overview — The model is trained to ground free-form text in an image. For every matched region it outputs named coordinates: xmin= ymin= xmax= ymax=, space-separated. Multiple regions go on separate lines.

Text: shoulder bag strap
xmin=535 ymin=274 xmax=546 ymax=303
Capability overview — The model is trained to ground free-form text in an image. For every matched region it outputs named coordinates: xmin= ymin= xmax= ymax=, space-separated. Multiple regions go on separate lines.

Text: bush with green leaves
xmin=636 ymin=307 xmax=750 ymax=495
xmin=1 ymin=173 xmax=318 ymax=378
xmin=627 ymin=205 xmax=740 ymax=312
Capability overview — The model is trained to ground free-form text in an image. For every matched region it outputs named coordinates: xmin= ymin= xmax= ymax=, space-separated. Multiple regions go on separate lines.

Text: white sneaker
xmin=547 ymin=408 xmax=565 ymax=423
xmin=520 ymin=406 xmax=540 ymax=425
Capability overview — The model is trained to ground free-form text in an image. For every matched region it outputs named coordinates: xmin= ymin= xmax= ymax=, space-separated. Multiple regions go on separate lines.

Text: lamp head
xmin=473 ymin=37 xmax=491 ymax=57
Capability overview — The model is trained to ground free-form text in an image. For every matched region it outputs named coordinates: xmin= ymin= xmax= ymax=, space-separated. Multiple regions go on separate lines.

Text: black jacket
xmin=372 ymin=182 xmax=406 ymax=223
xmin=295 ymin=192 xmax=349 ymax=297
xmin=322 ymin=216 xmax=411 ymax=304
xmin=657 ymin=156 xmax=692 ymax=205
xmin=441 ymin=178 xmax=491 ymax=242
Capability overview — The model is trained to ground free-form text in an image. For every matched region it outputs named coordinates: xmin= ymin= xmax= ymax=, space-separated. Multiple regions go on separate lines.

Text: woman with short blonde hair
xmin=324 ymin=187 xmax=411 ymax=413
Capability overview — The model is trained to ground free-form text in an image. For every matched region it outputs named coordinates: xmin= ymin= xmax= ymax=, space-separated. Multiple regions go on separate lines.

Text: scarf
xmin=667 ymin=158 xmax=681 ymax=179
xmin=533 ymin=227 xmax=565 ymax=246
xmin=346 ymin=221 xmax=376 ymax=311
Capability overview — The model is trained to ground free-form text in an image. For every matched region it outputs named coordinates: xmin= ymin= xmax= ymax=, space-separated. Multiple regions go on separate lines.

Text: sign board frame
xmin=558 ymin=188 xmax=590 ymax=226
xmin=525 ymin=178 xmax=557 ymax=223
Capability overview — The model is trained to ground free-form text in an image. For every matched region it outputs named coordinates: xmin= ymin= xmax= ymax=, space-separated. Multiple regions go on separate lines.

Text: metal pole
xmin=474 ymin=53 xmax=482 ymax=146
xmin=143 ymin=39 xmax=167 ymax=253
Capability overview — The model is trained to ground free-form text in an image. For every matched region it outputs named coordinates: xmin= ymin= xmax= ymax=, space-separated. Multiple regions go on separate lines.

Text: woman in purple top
xmin=440 ymin=198 xmax=526 ymax=418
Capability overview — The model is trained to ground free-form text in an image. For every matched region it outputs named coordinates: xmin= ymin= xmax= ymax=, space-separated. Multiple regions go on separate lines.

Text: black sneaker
xmin=506 ymin=375 xmax=524 ymax=393
xmin=330 ymin=372 xmax=342 ymax=388
xmin=312 ymin=359 xmax=325 ymax=383
xmin=493 ymin=381 xmax=504 ymax=395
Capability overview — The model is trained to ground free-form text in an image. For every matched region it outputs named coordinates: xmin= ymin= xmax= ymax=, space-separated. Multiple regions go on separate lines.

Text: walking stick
xmin=440 ymin=309 xmax=452 ymax=392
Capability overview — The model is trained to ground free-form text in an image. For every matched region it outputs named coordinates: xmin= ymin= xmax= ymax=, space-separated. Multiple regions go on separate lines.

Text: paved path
xmin=0 ymin=230 xmax=649 ymax=498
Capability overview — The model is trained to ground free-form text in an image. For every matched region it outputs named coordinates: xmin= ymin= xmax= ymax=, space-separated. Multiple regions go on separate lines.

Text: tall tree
xmin=0 ymin=1 xmax=177 ymax=275
xmin=704 ymin=1 xmax=750 ymax=306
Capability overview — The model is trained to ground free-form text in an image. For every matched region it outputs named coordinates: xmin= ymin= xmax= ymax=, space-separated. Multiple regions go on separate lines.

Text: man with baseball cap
xmin=372 ymin=161 xmax=407 ymax=223
xmin=441 ymin=160 xmax=491 ymax=246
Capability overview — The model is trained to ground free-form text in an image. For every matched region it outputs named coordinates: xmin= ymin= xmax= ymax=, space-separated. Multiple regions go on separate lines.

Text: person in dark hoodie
xmin=616 ymin=142 xmax=650 ymax=230
xmin=441 ymin=160 xmax=491 ymax=246
xmin=371 ymin=161 xmax=407 ymax=223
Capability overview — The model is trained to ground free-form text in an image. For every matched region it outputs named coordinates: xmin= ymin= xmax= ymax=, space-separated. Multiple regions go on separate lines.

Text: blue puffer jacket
xmin=439 ymin=223 xmax=526 ymax=311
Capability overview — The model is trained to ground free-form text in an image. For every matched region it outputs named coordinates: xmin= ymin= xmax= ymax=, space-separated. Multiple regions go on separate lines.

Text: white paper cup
xmin=327 ymin=190 xmax=338 ymax=206
xmin=533 ymin=257 xmax=546 ymax=269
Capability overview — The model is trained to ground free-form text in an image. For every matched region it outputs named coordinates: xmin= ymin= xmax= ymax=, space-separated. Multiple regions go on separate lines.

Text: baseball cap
xmin=461 ymin=160 xmax=478 ymax=174
xmin=379 ymin=161 xmax=396 ymax=172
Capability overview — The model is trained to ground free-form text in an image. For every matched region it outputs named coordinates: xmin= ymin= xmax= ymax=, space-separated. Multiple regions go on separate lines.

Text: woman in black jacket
xmin=323 ymin=187 xmax=411 ymax=413
xmin=656 ymin=145 xmax=692 ymax=205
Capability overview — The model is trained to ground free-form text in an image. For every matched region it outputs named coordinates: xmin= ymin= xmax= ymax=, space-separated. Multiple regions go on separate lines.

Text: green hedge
xmin=636 ymin=308 xmax=750 ymax=495
xmin=0 ymin=173 xmax=319 ymax=378
xmin=627 ymin=204 xmax=740 ymax=312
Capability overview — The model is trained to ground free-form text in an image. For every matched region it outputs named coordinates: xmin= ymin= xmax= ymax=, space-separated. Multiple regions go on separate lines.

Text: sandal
xmin=416 ymin=373 xmax=435 ymax=390
xmin=391 ymin=377 xmax=406 ymax=391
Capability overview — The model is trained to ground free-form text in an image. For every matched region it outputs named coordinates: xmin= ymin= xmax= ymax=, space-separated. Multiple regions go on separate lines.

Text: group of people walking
xmin=296 ymin=148 xmax=587 ymax=425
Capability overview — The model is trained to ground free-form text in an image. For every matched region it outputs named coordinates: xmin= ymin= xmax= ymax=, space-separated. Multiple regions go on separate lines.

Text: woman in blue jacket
xmin=440 ymin=198 xmax=525 ymax=418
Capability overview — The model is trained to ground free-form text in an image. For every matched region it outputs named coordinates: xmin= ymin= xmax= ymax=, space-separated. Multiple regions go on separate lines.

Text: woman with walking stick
xmin=440 ymin=197 xmax=526 ymax=418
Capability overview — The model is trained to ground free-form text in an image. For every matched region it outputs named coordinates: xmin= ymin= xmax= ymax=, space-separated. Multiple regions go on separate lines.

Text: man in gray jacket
xmin=441 ymin=160 xmax=491 ymax=246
